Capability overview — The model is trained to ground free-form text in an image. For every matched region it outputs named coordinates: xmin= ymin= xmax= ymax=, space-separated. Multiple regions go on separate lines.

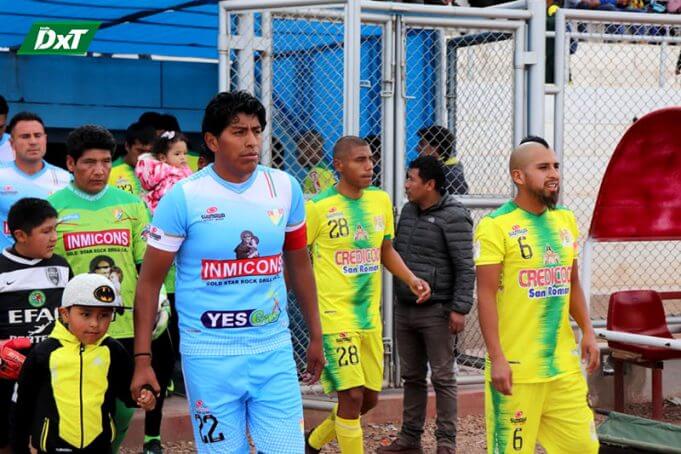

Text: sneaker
xmin=375 ymin=438 xmax=423 ymax=454
xmin=305 ymin=431 xmax=320 ymax=454
xmin=142 ymin=439 xmax=163 ymax=454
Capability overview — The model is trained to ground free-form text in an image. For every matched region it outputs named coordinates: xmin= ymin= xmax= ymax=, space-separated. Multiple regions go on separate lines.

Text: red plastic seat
xmin=607 ymin=290 xmax=681 ymax=361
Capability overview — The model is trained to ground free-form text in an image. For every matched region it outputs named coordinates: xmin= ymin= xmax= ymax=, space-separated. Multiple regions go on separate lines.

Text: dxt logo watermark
xmin=18 ymin=22 xmax=100 ymax=55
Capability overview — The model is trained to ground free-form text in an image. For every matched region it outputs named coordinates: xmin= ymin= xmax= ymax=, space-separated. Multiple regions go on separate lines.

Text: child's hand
xmin=137 ymin=387 xmax=156 ymax=411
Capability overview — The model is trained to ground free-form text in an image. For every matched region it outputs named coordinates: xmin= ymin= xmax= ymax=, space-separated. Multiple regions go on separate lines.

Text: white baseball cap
xmin=62 ymin=273 xmax=123 ymax=314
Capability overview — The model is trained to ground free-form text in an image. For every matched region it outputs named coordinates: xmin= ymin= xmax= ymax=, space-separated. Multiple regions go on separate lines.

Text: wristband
xmin=134 ymin=352 xmax=152 ymax=358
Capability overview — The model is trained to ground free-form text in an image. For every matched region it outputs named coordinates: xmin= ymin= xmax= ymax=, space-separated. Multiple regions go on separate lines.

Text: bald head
xmin=509 ymin=139 xmax=551 ymax=173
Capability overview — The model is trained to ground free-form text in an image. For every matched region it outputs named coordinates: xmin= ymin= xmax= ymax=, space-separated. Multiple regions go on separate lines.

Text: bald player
xmin=475 ymin=136 xmax=600 ymax=453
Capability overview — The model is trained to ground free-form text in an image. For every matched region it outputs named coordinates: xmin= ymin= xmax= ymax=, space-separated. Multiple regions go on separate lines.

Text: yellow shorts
xmin=485 ymin=371 xmax=599 ymax=454
xmin=320 ymin=330 xmax=383 ymax=394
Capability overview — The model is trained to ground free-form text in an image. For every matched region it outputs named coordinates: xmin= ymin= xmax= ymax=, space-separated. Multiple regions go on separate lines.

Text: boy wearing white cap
xmin=10 ymin=274 xmax=155 ymax=454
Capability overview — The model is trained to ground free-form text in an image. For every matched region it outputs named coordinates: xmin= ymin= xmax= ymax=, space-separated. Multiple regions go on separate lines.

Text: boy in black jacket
xmin=11 ymin=273 xmax=155 ymax=454
xmin=0 ymin=198 xmax=72 ymax=453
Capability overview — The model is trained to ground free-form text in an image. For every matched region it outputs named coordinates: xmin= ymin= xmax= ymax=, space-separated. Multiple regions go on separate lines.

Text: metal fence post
xmin=344 ymin=0 xmax=361 ymax=135
xmin=218 ymin=5 xmax=229 ymax=92
xmin=527 ymin=0 xmax=545 ymax=136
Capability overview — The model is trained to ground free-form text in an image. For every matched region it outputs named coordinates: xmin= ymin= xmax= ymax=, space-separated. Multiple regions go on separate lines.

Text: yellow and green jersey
xmin=49 ymin=185 xmax=150 ymax=339
xmin=474 ymin=201 xmax=581 ymax=383
xmin=306 ymin=186 xmax=394 ymax=334
xmin=303 ymin=164 xmax=336 ymax=196
xmin=108 ymin=157 xmax=143 ymax=197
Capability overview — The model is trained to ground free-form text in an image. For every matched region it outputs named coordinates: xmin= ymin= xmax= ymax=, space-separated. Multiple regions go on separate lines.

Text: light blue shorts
xmin=182 ymin=342 xmax=304 ymax=453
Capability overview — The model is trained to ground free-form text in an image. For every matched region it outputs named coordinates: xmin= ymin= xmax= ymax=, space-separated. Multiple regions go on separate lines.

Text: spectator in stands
xmin=109 ymin=122 xmax=157 ymax=197
xmin=297 ymin=130 xmax=336 ymax=195
xmin=417 ymin=125 xmax=469 ymax=195
xmin=0 ymin=96 xmax=12 ymax=163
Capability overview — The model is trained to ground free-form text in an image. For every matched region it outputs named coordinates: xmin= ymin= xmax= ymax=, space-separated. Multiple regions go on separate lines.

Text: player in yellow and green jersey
xmin=108 ymin=122 xmax=156 ymax=197
xmin=475 ymin=136 xmax=600 ymax=454
xmin=305 ymin=136 xmax=431 ymax=454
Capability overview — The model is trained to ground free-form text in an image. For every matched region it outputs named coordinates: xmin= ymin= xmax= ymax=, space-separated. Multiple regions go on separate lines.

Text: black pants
xmin=119 ymin=330 xmax=175 ymax=437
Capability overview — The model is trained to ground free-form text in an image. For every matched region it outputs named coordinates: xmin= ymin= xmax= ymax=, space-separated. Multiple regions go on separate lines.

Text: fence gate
xmin=220 ymin=0 xmax=534 ymax=393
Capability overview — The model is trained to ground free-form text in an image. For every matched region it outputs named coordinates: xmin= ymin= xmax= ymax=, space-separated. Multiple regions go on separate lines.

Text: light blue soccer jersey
xmin=0 ymin=161 xmax=71 ymax=248
xmin=148 ymin=165 xmax=307 ymax=356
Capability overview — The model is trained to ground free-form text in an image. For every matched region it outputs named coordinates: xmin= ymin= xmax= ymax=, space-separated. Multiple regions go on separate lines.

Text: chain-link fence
xmin=403 ymin=27 xmax=516 ymax=197
xmin=222 ymin=4 xmax=528 ymax=389
xmin=555 ymin=16 xmax=681 ymax=319
xmin=402 ymin=25 xmax=518 ymax=374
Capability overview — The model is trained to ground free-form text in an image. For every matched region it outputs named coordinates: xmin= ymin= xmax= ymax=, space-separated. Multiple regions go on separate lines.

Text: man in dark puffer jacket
xmin=380 ymin=155 xmax=474 ymax=454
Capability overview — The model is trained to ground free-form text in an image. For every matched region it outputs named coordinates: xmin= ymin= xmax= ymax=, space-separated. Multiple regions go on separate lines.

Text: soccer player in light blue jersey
xmin=0 ymin=112 xmax=71 ymax=249
xmin=131 ymin=91 xmax=324 ymax=453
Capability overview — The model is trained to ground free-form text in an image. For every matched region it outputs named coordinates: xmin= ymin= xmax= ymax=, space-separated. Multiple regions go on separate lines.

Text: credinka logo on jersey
xmin=63 ymin=229 xmax=130 ymax=251
xmin=201 ymin=206 xmax=226 ymax=222
xmin=18 ymin=21 xmax=100 ymax=56
xmin=335 ymin=247 xmax=381 ymax=275
xmin=518 ymin=265 xmax=572 ymax=299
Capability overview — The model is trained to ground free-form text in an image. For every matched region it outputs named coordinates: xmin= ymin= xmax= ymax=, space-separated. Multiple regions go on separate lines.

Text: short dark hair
xmin=519 ymin=135 xmax=550 ymax=149
xmin=7 ymin=198 xmax=57 ymax=241
xmin=202 ymin=91 xmax=267 ymax=138
xmin=408 ymin=155 xmax=446 ymax=195
xmin=125 ymin=122 xmax=157 ymax=147
xmin=66 ymin=125 xmax=116 ymax=162
xmin=138 ymin=111 xmax=164 ymax=130
xmin=333 ymin=136 xmax=368 ymax=159
xmin=160 ymin=114 xmax=181 ymax=132
xmin=418 ymin=125 xmax=455 ymax=160
xmin=8 ymin=112 xmax=45 ymax=134
xmin=0 ymin=95 xmax=8 ymax=116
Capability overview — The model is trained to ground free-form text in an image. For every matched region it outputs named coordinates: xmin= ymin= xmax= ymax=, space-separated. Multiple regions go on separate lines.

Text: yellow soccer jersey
xmin=306 ymin=186 xmax=394 ymax=333
xmin=108 ymin=157 xmax=143 ymax=197
xmin=475 ymin=201 xmax=582 ymax=383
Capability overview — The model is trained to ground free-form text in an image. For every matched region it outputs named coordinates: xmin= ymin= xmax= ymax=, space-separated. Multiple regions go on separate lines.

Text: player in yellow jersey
xmin=305 ymin=136 xmax=431 ymax=454
xmin=476 ymin=136 xmax=600 ymax=454
xmin=109 ymin=122 xmax=156 ymax=197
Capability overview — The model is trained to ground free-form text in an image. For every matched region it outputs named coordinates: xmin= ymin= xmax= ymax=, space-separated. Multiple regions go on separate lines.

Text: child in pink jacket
xmin=135 ymin=131 xmax=192 ymax=212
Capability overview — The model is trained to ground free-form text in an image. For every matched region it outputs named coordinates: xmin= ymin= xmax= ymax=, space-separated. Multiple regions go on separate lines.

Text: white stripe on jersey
xmin=0 ymin=265 xmax=70 ymax=293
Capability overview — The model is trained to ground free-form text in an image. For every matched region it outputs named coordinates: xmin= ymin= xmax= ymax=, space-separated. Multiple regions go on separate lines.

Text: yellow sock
xmin=308 ymin=405 xmax=337 ymax=450
xmin=335 ymin=415 xmax=363 ymax=454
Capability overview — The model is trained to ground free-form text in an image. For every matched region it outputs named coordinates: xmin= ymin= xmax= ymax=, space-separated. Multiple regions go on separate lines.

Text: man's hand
xmin=302 ymin=336 xmax=325 ymax=385
xmin=490 ymin=356 xmax=513 ymax=396
xmin=409 ymin=277 xmax=431 ymax=304
xmin=448 ymin=312 xmax=465 ymax=334
xmin=581 ymin=331 xmax=600 ymax=374
xmin=131 ymin=359 xmax=161 ymax=401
